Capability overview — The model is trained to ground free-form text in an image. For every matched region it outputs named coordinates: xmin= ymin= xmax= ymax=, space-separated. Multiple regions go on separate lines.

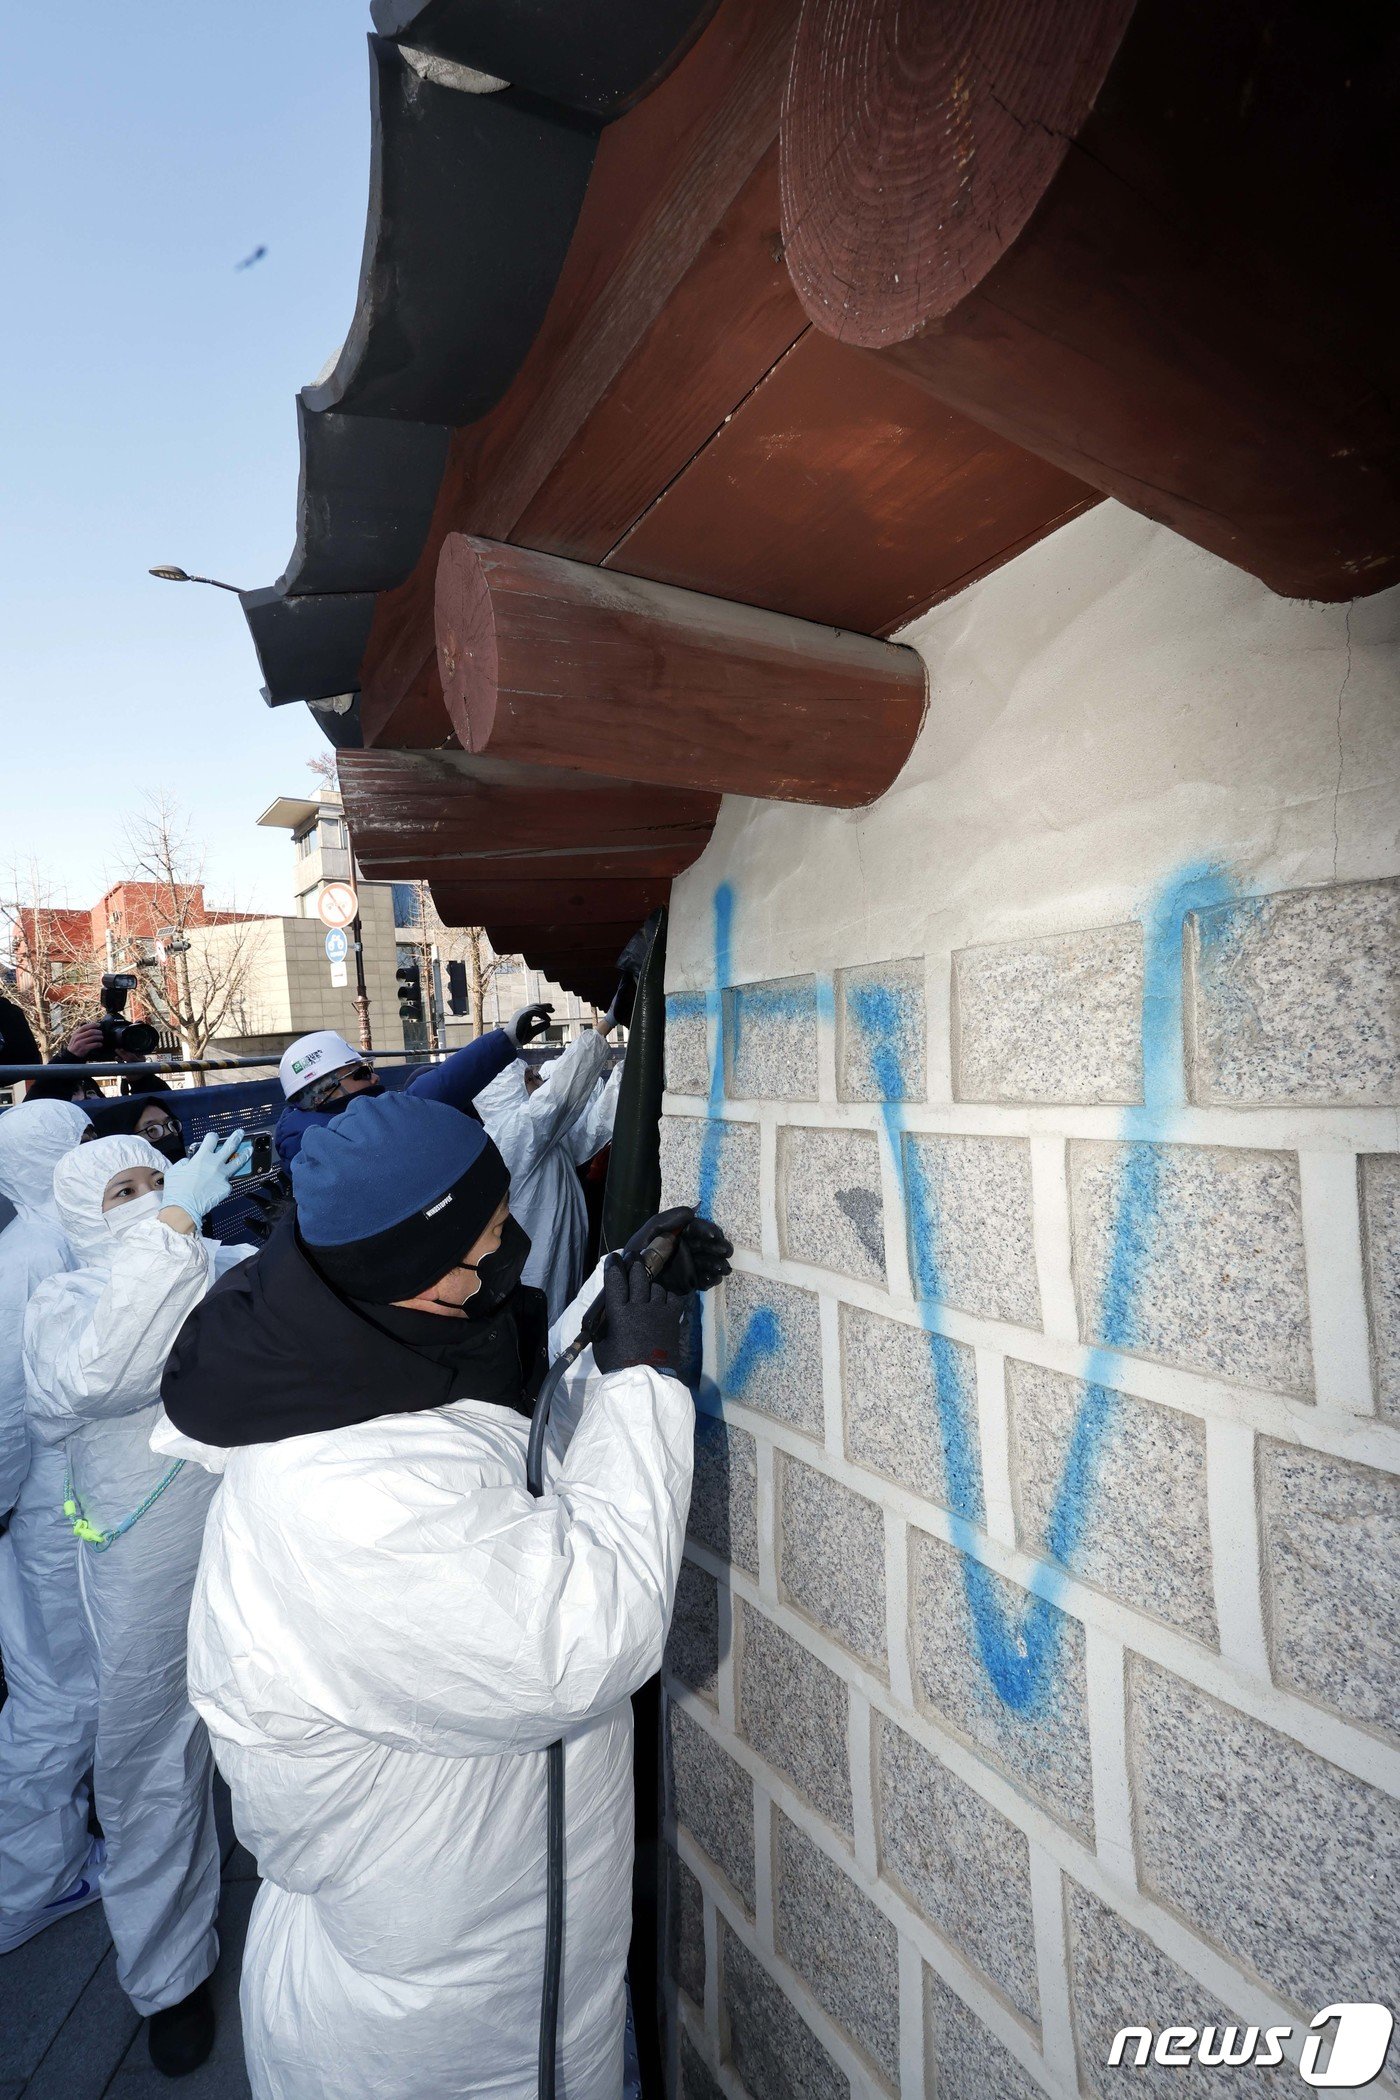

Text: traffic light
xmin=446 ymin=960 xmax=468 ymax=1017
xmin=396 ymin=962 xmax=424 ymax=1027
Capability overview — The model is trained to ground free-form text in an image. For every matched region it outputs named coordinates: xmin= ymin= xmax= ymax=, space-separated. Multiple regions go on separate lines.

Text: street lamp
xmin=148 ymin=566 xmax=244 ymax=594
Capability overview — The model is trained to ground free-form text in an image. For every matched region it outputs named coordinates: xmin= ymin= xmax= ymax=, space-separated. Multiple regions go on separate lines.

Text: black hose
xmin=524 ymin=1226 xmax=685 ymax=2099
xmin=526 ymin=1340 xmax=583 ymax=2100
xmin=538 ymin=1740 xmax=565 ymax=2097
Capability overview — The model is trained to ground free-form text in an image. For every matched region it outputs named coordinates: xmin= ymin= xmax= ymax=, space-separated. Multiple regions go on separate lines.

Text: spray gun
xmin=523 ymin=1206 xmax=696 ymax=2100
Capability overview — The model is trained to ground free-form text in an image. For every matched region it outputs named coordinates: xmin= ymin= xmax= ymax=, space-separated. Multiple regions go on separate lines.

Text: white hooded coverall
xmin=23 ymin=1134 xmax=253 ymax=2015
xmin=0 ymin=1099 xmax=100 ymax=1919
xmin=164 ymin=1264 xmax=693 ymax=2100
xmin=476 ymin=1029 xmax=622 ymax=1323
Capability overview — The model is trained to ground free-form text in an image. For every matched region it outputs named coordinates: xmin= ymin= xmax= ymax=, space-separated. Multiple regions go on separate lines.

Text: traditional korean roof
xmin=241 ymin=0 xmax=1399 ymax=999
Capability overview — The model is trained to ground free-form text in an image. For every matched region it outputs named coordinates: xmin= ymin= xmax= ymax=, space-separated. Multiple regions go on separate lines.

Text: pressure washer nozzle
xmin=639 ymin=1226 xmax=685 ymax=1281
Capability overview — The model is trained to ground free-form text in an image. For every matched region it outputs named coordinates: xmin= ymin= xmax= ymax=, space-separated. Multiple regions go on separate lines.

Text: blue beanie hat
xmin=292 ymin=1093 xmax=509 ymax=1301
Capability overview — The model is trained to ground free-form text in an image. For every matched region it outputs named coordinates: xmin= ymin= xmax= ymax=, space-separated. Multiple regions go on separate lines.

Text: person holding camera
xmin=22 ymin=1128 xmax=255 ymax=2076
xmin=24 ymin=974 xmax=167 ymax=1104
xmin=156 ymin=1092 xmax=731 ymax=2100
xmin=272 ymin=1000 xmax=556 ymax=1165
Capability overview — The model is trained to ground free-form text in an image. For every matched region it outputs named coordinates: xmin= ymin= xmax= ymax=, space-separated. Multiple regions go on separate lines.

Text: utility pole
xmin=351 ymin=913 xmax=373 ymax=1052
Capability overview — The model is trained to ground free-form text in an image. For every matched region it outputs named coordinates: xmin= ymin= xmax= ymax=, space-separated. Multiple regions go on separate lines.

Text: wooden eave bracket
xmin=433 ymin=534 xmax=929 ymax=807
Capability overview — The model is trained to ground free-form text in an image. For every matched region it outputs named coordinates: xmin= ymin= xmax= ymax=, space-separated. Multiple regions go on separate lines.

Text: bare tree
xmin=306 ymin=751 xmax=339 ymax=791
xmin=119 ymin=795 xmax=267 ymax=1065
xmin=415 ymin=895 xmax=519 ymax=1038
xmin=0 ymin=858 xmax=104 ymax=1058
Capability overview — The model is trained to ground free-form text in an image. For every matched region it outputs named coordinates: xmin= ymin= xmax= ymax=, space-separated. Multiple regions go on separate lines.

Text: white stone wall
xmin=659 ymin=504 xmax=1400 ymax=2099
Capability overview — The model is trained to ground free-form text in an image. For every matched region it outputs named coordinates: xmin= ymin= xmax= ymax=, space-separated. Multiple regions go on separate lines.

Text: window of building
xmin=391 ymin=882 xmax=421 ymax=929
xmin=296 ymin=826 xmax=317 ymax=859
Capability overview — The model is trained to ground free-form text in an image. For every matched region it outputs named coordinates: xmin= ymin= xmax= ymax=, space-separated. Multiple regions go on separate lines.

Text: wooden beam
xmin=604 ymin=326 xmax=1097 ymax=635
xmin=435 ymin=535 xmax=927 ymax=805
xmin=363 ymin=845 xmax=704 ymax=883
xmin=337 ymin=747 xmax=718 ymax=874
xmin=779 ymin=0 xmax=1400 ymax=601
xmin=427 ymin=877 xmax=668 ymax=928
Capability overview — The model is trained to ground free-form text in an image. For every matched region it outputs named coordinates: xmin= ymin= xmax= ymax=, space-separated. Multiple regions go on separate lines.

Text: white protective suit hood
xmin=52 ymin=1134 xmax=167 ymax=1268
xmin=0 ymin=1099 xmax=92 ymax=1221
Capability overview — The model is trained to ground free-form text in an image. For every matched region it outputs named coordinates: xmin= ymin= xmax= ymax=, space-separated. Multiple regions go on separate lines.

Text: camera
xmin=97 ymin=972 xmax=161 ymax=1058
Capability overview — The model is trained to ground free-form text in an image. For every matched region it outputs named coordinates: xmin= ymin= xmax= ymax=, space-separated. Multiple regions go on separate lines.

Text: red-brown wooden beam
xmin=427 ymin=878 xmax=667 ymax=928
xmin=779 ymin=0 xmax=1400 ymax=601
xmin=605 ymin=327 xmax=1097 ymax=634
xmin=435 ymin=536 xmax=927 ymax=805
xmin=337 ymin=747 xmax=718 ymax=876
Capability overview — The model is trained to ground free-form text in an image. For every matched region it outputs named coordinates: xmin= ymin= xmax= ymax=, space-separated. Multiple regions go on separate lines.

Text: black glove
xmin=606 ymin=914 xmax=659 ymax=1030
xmin=243 ymin=1169 xmax=295 ymax=1246
xmin=507 ymin=1002 xmax=554 ymax=1048
xmin=592 ymin=1256 xmax=687 ymax=1379
xmin=621 ymin=1206 xmax=734 ymax=1294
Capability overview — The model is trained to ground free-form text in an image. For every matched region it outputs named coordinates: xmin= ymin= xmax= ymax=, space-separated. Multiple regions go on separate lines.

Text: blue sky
xmin=1 ymin=5 xmax=374 ymax=913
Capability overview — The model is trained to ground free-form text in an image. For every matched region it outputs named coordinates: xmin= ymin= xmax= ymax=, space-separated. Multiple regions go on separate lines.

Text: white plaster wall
xmin=668 ymin=503 xmax=1398 ymax=995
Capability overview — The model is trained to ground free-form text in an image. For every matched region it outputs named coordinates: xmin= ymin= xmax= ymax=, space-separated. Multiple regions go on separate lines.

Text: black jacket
xmin=161 ymin=1215 xmax=549 ymax=1448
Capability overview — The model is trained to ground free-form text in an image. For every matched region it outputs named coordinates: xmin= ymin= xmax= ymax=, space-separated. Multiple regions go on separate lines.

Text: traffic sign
xmin=324 ymin=928 xmax=349 ymax=963
xmin=317 ymin=882 xmax=358 ymax=930
xmin=329 ymin=960 xmax=349 ymax=988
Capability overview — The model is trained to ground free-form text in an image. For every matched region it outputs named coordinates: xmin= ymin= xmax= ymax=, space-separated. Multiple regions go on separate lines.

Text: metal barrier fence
xmin=0 ymin=1063 xmax=430 ymax=1240
xmin=0 ymin=1046 xmax=577 ymax=1236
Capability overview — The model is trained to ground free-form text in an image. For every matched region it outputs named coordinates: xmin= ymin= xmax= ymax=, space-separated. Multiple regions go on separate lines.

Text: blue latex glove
xmin=160 ymin=1130 xmax=249 ymax=1225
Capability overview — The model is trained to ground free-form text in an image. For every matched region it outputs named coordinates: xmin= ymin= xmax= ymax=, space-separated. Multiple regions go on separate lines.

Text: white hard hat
xmin=279 ymin=1030 xmax=360 ymax=1101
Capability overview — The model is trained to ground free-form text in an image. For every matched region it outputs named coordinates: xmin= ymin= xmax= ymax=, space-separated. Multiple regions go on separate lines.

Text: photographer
xmin=25 ymin=974 xmax=168 ymax=1104
xmin=23 ymin=1129 xmax=255 ymax=2077
xmin=273 ymin=1000 xmax=557 ymax=1165
xmin=158 ymin=1092 xmax=732 ymax=2100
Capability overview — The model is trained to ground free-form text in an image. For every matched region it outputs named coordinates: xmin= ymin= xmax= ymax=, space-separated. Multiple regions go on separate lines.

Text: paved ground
xmin=0 ymin=1787 xmax=256 ymax=2100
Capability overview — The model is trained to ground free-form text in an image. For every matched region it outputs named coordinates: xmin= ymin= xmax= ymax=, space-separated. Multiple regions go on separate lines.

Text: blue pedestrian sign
xmin=324 ymin=928 xmax=349 ymax=963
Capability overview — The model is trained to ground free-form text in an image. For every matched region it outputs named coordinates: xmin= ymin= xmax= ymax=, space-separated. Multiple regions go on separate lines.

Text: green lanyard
xmin=64 ymin=1460 xmax=186 ymax=1551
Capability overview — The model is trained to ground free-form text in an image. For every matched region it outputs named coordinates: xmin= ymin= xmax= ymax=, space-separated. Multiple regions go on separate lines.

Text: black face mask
xmin=317 ymin=1081 xmax=385 ymax=1117
xmin=461 ymin=1216 xmax=532 ymax=1320
xmin=149 ymin=1129 xmax=187 ymax=1165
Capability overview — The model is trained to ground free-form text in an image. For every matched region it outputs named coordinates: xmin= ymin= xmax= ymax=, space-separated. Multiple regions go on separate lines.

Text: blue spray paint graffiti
xmin=851 ymin=861 xmax=1238 ymax=1712
xmin=691 ymin=863 xmax=1239 ymax=1711
xmin=696 ymin=883 xmax=734 ymax=1223
xmin=724 ymin=1304 xmax=783 ymax=1397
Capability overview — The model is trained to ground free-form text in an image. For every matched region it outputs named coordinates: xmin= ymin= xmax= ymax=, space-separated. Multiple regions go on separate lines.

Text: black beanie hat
xmin=292 ymin=1093 xmax=510 ymax=1302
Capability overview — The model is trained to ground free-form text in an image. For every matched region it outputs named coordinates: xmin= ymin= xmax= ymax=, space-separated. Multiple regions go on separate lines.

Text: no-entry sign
xmin=317 ymin=882 xmax=358 ymax=930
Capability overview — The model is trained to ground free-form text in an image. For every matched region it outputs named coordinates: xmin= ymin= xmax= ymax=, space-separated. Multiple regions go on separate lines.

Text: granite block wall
xmin=657 ymin=514 xmax=1398 ymax=2099
xmin=661 ymin=860 xmax=1398 ymax=2098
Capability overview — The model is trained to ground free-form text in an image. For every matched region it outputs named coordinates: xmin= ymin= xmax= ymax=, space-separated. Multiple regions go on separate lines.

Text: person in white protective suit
xmin=475 ymin=1020 xmax=623 ymax=1323
xmin=23 ymin=1128 xmax=255 ymax=2075
xmin=0 ymin=1098 xmax=104 ymax=1954
xmin=156 ymin=1091 xmax=732 ymax=2100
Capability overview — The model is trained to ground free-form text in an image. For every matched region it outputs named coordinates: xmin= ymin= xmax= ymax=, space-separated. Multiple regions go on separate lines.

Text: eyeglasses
xmin=141 ymin=1119 xmax=180 ymax=1140
xmin=302 ymin=1062 xmax=374 ymax=1109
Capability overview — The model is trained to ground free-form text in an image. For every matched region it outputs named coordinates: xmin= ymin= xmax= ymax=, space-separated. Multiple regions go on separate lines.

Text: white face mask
xmin=105 ymin=1190 xmax=164 ymax=1236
